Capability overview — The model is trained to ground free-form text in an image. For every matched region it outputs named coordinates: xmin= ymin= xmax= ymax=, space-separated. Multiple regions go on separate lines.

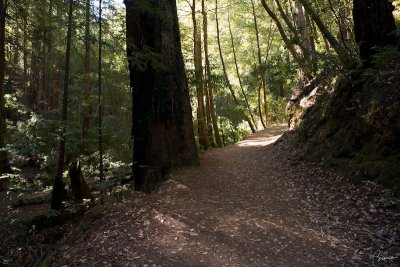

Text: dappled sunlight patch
xmin=48 ymin=125 xmax=400 ymax=266
xmin=237 ymin=134 xmax=282 ymax=147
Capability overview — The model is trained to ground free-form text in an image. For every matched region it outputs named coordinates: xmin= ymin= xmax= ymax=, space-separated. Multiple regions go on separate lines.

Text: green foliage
xmin=1 ymin=0 xmax=131 ymax=195
xmin=80 ymin=152 xmax=131 ymax=186
xmin=371 ymin=45 xmax=400 ymax=70
xmin=268 ymin=96 xmax=288 ymax=124
xmin=7 ymin=113 xmax=59 ymax=167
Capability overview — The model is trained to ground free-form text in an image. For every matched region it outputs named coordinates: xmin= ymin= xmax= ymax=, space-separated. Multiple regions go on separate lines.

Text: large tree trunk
xmin=353 ymin=0 xmax=398 ymax=66
xmin=51 ymin=0 xmax=74 ymax=210
xmin=0 ymin=0 xmax=7 ymax=175
xmin=125 ymin=0 xmax=199 ymax=193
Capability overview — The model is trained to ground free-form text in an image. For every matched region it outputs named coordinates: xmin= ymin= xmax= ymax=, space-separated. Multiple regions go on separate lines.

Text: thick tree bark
xmin=125 ymin=0 xmax=199 ymax=193
xmin=353 ymin=0 xmax=398 ymax=66
xmin=0 ymin=0 xmax=7 ymax=175
xmin=215 ymin=0 xmax=256 ymax=134
xmin=51 ymin=0 xmax=74 ymax=210
xmin=82 ymin=0 xmax=91 ymax=153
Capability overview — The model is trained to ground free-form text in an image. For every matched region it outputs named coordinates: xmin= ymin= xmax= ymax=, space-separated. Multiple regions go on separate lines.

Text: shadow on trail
xmin=146 ymin=125 xmax=349 ymax=266
xmin=54 ymin=125 xmax=383 ymax=266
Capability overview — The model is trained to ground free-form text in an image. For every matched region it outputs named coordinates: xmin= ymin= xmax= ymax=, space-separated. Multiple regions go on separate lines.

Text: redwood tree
xmin=51 ymin=0 xmax=74 ymax=210
xmin=125 ymin=0 xmax=199 ymax=193
xmin=353 ymin=0 xmax=399 ymax=66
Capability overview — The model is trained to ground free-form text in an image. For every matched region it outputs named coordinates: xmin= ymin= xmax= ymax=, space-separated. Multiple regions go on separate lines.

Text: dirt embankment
xmin=290 ymin=69 xmax=400 ymax=193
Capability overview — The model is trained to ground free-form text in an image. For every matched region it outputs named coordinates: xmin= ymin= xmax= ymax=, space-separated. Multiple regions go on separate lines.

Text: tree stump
xmin=68 ymin=160 xmax=93 ymax=202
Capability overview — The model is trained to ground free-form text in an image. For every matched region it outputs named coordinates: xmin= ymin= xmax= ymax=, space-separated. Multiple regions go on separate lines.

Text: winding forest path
xmin=54 ymin=125 xmax=399 ymax=266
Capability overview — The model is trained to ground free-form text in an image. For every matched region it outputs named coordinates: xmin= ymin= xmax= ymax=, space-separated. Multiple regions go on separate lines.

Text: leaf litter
xmin=51 ymin=125 xmax=399 ymax=266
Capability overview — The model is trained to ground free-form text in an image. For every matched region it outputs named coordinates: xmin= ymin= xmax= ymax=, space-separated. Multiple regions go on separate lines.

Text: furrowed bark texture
xmin=125 ymin=0 xmax=199 ymax=193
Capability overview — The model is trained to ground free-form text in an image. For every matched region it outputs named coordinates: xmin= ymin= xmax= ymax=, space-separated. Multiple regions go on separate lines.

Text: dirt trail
xmin=54 ymin=125 xmax=400 ymax=266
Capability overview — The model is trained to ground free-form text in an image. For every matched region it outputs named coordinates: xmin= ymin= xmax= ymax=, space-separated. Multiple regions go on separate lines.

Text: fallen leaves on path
xmin=51 ymin=125 xmax=399 ymax=266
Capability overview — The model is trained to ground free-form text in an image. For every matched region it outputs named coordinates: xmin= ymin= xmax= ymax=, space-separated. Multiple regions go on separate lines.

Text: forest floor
xmin=46 ymin=125 xmax=400 ymax=266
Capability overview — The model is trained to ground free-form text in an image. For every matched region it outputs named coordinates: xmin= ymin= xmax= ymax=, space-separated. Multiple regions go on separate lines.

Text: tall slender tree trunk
xmin=204 ymin=81 xmax=214 ymax=147
xmin=201 ymin=18 xmax=214 ymax=149
xmin=47 ymin=0 xmax=55 ymax=109
xmin=257 ymin=81 xmax=264 ymax=129
xmin=42 ymin=13 xmax=49 ymax=110
xmin=202 ymin=0 xmax=222 ymax=147
xmin=251 ymin=0 xmax=268 ymax=128
xmin=82 ymin=0 xmax=91 ymax=153
xmin=337 ymin=0 xmax=349 ymax=47
xmin=98 ymin=0 xmax=104 ymax=185
xmin=260 ymin=0 xmax=311 ymax=79
xmin=52 ymin=3 xmax=63 ymax=109
xmin=191 ymin=1 xmax=209 ymax=149
xmin=23 ymin=14 xmax=28 ymax=101
xmin=274 ymin=0 xmax=298 ymax=35
xmin=0 ymin=0 xmax=7 ymax=175
xmin=41 ymin=0 xmax=55 ymax=110
xmin=13 ymin=27 xmax=19 ymax=65
xmin=125 ymin=0 xmax=199 ymax=193
xmin=51 ymin=0 xmax=74 ymax=210
xmin=305 ymin=13 xmax=316 ymax=60
xmin=215 ymin=0 xmax=256 ymax=134
xmin=297 ymin=0 xmax=352 ymax=68
xmin=228 ymin=13 xmax=257 ymax=130
xmin=294 ymin=0 xmax=315 ymax=80
xmin=294 ymin=0 xmax=314 ymax=57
